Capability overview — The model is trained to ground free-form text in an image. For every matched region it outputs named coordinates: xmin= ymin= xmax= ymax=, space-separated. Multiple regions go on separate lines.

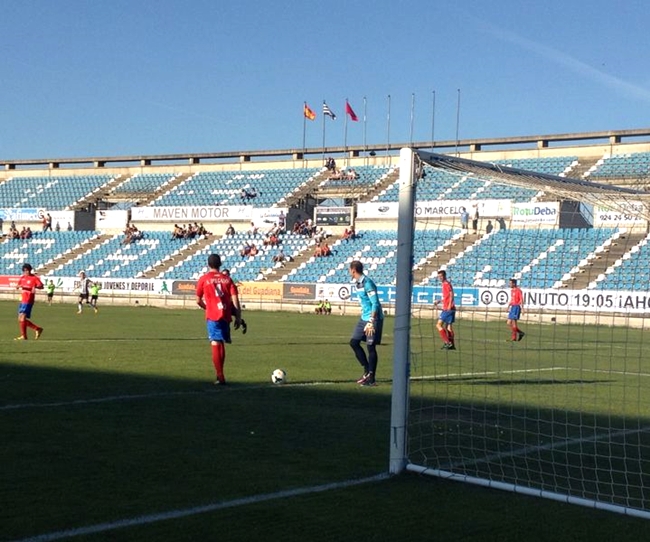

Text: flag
xmin=323 ymin=102 xmax=336 ymax=120
xmin=345 ymin=101 xmax=358 ymax=122
xmin=304 ymin=103 xmax=316 ymax=120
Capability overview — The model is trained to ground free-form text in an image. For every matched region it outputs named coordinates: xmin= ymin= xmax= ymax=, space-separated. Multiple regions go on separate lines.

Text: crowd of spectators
xmin=7 ymin=224 xmax=33 ymax=240
xmin=171 ymin=222 xmax=210 ymax=240
xmin=240 ymin=186 xmax=258 ymax=201
xmin=122 ymin=223 xmax=144 ymax=245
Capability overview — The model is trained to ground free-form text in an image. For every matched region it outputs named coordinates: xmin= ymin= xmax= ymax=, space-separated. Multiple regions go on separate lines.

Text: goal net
xmin=390 ymin=147 xmax=650 ymax=518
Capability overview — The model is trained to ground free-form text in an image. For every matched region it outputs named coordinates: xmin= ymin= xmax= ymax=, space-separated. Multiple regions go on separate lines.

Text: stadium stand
xmin=157 ymin=231 xmax=314 ymax=282
xmin=427 ymin=227 xmax=620 ymax=289
xmin=0 ymin=231 xmax=101 ymax=274
xmin=586 ymin=152 xmax=650 ymax=179
xmin=0 ymin=175 xmax=114 ymax=209
xmin=47 ymin=231 xmax=205 ymax=279
xmin=152 ymin=168 xmax=321 ymax=208
xmin=1 ymin=145 xmax=649 ymax=290
xmin=589 ymin=233 xmax=650 ymax=290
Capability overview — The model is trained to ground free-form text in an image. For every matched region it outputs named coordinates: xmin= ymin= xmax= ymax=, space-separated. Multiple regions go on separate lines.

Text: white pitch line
xmin=441 ymin=424 xmax=650 ymax=472
xmin=0 ymin=390 xmax=205 ymax=412
xmin=0 ymin=380 xmax=343 ymax=412
xmin=411 ymin=366 xmax=569 ymax=381
xmin=9 ymin=473 xmax=389 ymax=542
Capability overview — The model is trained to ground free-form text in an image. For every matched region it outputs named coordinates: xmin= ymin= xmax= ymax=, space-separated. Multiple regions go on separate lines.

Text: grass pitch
xmin=1 ymin=301 xmax=648 ymax=541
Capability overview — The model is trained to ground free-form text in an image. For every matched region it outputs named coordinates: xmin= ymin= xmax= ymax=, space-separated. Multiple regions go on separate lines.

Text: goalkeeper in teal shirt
xmin=349 ymin=260 xmax=384 ymax=387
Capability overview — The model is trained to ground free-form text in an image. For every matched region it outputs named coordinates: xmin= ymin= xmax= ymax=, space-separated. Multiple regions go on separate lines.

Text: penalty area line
xmin=10 ymin=473 xmax=390 ymax=542
xmin=0 ymin=380 xmax=351 ymax=412
xmin=411 ymin=366 xmax=568 ymax=381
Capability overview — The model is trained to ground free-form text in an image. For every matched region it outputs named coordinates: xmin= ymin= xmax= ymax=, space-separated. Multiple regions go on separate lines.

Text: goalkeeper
xmin=348 ymin=260 xmax=383 ymax=387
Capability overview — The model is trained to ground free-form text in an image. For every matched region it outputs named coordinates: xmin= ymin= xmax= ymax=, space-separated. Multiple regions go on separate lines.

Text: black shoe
xmin=441 ymin=343 xmax=452 ymax=350
xmin=447 ymin=344 xmax=456 ymax=350
xmin=214 ymin=378 xmax=227 ymax=386
xmin=241 ymin=319 xmax=248 ymax=334
xmin=360 ymin=377 xmax=377 ymax=387
xmin=517 ymin=331 xmax=525 ymax=342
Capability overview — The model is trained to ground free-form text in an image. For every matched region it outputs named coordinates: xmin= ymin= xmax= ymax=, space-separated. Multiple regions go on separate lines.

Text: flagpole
xmin=322 ymin=100 xmax=326 ymax=164
xmin=455 ymin=88 xmax=461 ymax=157
xmin=409 ymin=92 xmax=415 ymax=145
xmin=302 ymin=102 xmax=307 ymax=159
xmin=431 ymin=90 xmax=436 ymax=152
xmin=363 ymin=96 xmax=368 ymax=166
xmin=344 ymin=99 xmax=349 ymax=168
xmin=386 ymin=94 xmax=391 ymax=163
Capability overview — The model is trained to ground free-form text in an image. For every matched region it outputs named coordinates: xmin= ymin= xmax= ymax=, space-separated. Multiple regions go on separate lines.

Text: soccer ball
xmin=271 ymin=369 xmax=287 ymax=385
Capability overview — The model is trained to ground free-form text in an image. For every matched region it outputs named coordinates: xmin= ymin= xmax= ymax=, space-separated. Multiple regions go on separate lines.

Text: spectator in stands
xmin=313 ymin=227 xmax=327 ymax=244
xmin=240 ymin=244 xmax=248 ymax=258
xmin=249 ymin=244 xmax=259 ymax=256
xmin=248 ymin=222 xmax=258 ymax=235
xmin=55 ymin=222 xmax=61 ymax=232
xmin=471 ymin=204 xmax=479 ymax=234
xmin=197 ymin=223 xmax=210 ymax=236
xmin=240 ymin=186 xmax=258 ymax=201
xmin=225 ymin=224 xmax=235 ymax=236
xmin=325 ymin=157 xmax=336 ymax=171
xmin=186 ymin=223 xmax=197 ymax=238
xmin=278 ymin=211 xmax=286 ymax=231
xmin=273 ymin=248 xmax=286 ymax=263
xmin=343 ymin=226 xmax=356 ymax=242
xmin=346 ymin=168 xmax=358 ymax=180
xmin=20 ymin=227 xmax=33 ymax=239
xmin=459 ymin=207 xmax=469 ymax=230
xmin=321 ymin=243 xmax=332 ymax=257
xmin=313 ymin=243 xmax=323 ymax=257
xmin=67 ymin=222 xmax=73 ymax=231
xmin=123 ymin=223 xmax=143 ymax=245
xmin=497 ymin=217 xmax=507 ymax=231
xmin=42 ymin=213 xmax=52 ymax=232
xmin=485 ymin=220 xmax=494 ymax=234
xmin=329 ymin=168 xmax=342 ymax=180
xmin=256 ymin=268 xmax=267 ymax=281
xmin=172 ymin=224 xmax=183 ymax=239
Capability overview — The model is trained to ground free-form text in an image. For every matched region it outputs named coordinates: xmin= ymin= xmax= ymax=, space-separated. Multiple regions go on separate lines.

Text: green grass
xmin=1 ymin=301 xmax=649 ymax=541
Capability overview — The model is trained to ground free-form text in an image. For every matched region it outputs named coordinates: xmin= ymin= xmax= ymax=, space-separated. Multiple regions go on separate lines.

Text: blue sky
xmin=1 ymin=0 xmax=649 ymax=159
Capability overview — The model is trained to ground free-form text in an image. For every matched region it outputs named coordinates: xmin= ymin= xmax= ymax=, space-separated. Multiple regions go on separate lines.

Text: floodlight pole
xmin=389 ymin=147 xmax=416 ymax=475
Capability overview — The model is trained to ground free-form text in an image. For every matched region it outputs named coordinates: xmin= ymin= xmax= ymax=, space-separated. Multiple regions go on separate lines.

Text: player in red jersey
xmin=434 ymin=269 xmax=456 ymax=350
xmin=15 ymin=263 xmax=44 ymax=340
xmin=196 ymin=254 xmax=242 ymax=385
xmin=507 ymin=278 xmax=525 ymax=342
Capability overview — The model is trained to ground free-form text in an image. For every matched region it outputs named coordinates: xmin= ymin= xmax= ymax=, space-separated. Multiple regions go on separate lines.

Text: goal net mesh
xmin=399 ymin=149 xmax=650 ymax=517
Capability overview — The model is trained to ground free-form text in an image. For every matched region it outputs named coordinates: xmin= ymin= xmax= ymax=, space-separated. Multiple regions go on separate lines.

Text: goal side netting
xmin=390 ymin=147 xmax=650 ymax=518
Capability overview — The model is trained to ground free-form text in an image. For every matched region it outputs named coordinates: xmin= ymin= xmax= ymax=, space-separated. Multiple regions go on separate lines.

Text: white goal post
xmin=390 ymin=147 xmax=650 ymax=519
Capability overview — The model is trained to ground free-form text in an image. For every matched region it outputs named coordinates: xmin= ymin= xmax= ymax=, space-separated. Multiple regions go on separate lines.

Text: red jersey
xmin=510 ymin=286 xmax=523 ymax=306
xmin=17 ymin=274 xmax=44 ymax=304
xmin=196 ymin=270 xmax=238 ymax=322
xmin=441 ymin=280 xmax=456 ymax=310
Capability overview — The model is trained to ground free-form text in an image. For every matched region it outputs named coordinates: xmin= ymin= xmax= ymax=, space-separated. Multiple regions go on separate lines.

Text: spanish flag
xmin=304 ymin=103 xmax=316 ymax=120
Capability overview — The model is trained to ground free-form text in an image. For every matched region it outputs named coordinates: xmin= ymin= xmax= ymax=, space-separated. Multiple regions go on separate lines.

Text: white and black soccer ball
xmin=271 ymin=369 xmax=287 ymax=385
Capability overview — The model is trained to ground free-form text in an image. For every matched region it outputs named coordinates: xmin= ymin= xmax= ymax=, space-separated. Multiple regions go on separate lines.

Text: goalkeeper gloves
xmin=363 ymin=321 xmax=375 ymax=337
